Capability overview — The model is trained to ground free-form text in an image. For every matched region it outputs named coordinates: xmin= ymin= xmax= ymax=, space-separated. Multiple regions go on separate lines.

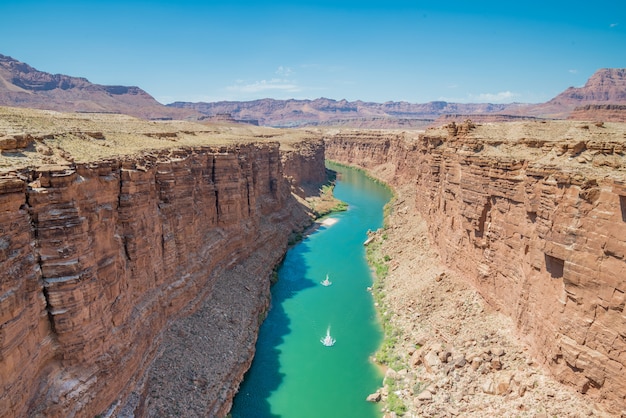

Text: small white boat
xmin=320 ymin=274 xmax=332 ymax=286
xmin=321 ymin=326 xmax=336 ymax=347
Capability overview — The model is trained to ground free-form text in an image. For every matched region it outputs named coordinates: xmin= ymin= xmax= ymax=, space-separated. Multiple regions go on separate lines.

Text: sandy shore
xmin=320 ymin=217 xmax=339 ymax=226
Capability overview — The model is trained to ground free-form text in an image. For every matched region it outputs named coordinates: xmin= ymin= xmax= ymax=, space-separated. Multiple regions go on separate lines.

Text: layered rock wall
xmin=325 ymin=122 xmax=626 ymax=412
xmin=1 ymin=142 xmax=321 ymax=417
xmin=281 ymin=138 xmax=327 ymax=196
xmin=569 ymin=104 xmax=626 ymax=123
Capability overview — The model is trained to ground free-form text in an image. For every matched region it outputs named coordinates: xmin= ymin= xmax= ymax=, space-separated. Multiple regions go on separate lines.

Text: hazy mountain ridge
xmin=169 ymin=68 xmax=626 ymax=126
xmin=1 ymin=53 xmax=625 ymax=126
xmin=168 ymin=97 xmax=526 ymax=127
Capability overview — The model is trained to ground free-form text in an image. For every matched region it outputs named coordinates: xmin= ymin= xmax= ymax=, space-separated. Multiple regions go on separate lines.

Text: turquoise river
xmin=231 ymin=162 xmax=392 ymax=418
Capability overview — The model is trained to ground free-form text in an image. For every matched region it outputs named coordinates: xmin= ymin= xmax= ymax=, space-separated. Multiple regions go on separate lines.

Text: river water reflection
xmin=231 ymin=162 xmax=391 ymax=418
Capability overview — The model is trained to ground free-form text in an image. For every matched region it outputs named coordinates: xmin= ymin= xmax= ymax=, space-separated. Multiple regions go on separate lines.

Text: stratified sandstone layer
xmin=569 ymin=105 xmax=626 ymax=123
xmin=325 ymin=120 xmax=626 ymax=414
xmin=281 ymin=135 xmax=327 ymax=196
xmin=0 ymin=108 xmax=325 ymax=417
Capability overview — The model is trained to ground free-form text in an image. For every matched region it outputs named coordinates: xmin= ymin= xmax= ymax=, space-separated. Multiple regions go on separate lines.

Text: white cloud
xmin=226 ymin=78 xmax=301 ymax=94
xmin=224 ymin=65 xmax=303 ymax=96
xmin=568 ymin=69 xmax=578 ymax=74
xmin=276 ymin=66 xmax=294 ymax=76
xmin=438 ymin=90 xmax=519 ymax=104
xmin=610 ymin=23 xmax=619 ymax=28
xmin=469 ymin=91 xmax=518 ymax=103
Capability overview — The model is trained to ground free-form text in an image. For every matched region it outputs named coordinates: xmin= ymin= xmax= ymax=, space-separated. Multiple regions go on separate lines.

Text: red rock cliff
xmin=281 ymin=137 xmax=327 ymax=196
xmin=0 ymin=142 xmax=322 ymax=417
xmin=325 ymin=121 xmax=626 ymax=412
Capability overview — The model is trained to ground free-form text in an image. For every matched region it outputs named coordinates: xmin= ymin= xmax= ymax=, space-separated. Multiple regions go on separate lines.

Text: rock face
xmin=281 ymin=138 xmax=327 ymax=196
xmin=325 ymin=121 xmax=626 ymax=413
xmin=569 ymin=104 xmax=626 ymax=123
xmin=432 ymin=113 xmax=541 ymax=126
xmin=0 ymin=142 xmax=323 ymax=417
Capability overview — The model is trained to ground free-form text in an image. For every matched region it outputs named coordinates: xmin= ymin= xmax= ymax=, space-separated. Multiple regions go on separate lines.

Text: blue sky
xmin=1 ymin=0 xmax=624 ymax=104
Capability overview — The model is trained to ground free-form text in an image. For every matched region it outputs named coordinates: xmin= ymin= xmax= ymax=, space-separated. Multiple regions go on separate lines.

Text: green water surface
xmin=231 ymin=162 xmax=391 ymax=418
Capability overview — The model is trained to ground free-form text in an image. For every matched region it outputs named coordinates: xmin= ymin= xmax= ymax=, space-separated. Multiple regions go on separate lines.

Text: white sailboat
xmin=320 ymin=326 xmax=336 ymax=346
xmin=320 ymin=274 xmax=332 ymax=286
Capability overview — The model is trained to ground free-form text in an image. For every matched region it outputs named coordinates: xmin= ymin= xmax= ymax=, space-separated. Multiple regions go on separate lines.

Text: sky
xmin=1 ymin=0 xmax=624 ymax=105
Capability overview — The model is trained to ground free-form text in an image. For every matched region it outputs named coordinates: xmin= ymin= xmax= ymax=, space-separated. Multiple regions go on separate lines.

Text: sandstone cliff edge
xmin=0 ymin=107 xmax=326 ymax=417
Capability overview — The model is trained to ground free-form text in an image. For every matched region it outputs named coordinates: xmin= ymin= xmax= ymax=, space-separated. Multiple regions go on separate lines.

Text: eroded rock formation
xmin=325 ymin=121 xmax=626 ymax=413
xmin=1 ymin=141 xmax=323 ymax=417
xmin=569 ymin=104 xmax=626 ymax=123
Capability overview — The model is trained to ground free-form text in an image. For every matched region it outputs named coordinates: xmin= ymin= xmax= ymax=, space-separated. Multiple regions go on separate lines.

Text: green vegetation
xmin=359 ymin=187 xmax=413 ymax=415
xmin=320 ymin=183 xmax=349 ymax=212
xmin=310 ymin=182 xmax=348 ymax=217
xmin=305 ymin=167 xmax=349 ymax=219
xmin=287 ymin=231 xmax=303 ymax=246
xmin=365 ymin=224 xmax=407 ymax=372
xmin=387 ymin=391 xmax=407 ymax=416
xmin=413 ymin=380 xmax=430 ymax=396
xmin=270 ymin=267 xmax=280 ymax=285
xmin=331 ymin=200 xmax=348 ymax=212
xmin=385 ymin=378 xmax=408 ymax=416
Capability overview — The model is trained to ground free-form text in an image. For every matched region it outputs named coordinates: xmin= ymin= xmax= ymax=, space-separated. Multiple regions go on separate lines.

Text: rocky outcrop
xmin=431 ymin=113 xmax=542 ymax=127
xmin=569 ymin=104 xmax=626 ymax=123
xmin=325 ymin=120 xmax=626 ymax=413
xmin=0 ymin=141 xmax=323 ymax=417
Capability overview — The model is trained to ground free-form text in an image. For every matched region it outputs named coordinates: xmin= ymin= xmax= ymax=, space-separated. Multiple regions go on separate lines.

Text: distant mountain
xmin=554 ymin=68 xmax=626 ymax=103
xmin=169 ymin=68 xmax=626 ymax=127
xmin=0 ymin=54 xmax=198 ymax=120
xmin=524 ymin=68 xmax=626 ymax=119
xmin=2 ymin=53 xmax=625 ymax=126
xmin=168 ymin=98 xmax=525 ymax=128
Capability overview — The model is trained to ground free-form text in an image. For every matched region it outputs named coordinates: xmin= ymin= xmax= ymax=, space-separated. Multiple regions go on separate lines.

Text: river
xmin=230 ymin=162 xmax=392 ymax=418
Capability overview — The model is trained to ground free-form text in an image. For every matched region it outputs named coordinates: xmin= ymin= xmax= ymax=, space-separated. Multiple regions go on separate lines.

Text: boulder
xmin=366 ymin=391 xmax=382 ymax=402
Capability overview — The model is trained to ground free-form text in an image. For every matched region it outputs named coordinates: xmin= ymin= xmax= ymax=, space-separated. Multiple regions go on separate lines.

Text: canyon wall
xmin=569 ymin=105 xmax=626 ymax=123
xmin=280 ymin=138 xmax=327 ymax=196
xmin=0 ymin=141 xmax=322 ymax=417
xmin=325 ymin=121 xmax=626 ymax=412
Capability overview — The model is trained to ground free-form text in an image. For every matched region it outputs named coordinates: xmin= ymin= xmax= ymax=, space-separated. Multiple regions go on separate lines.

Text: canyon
xmin=2 ymin=104 xmax=626 ymax=417
xmin=325 ymin=120 xmax=626 ymax=415
xmin=0 ymin=107 xmax=326 ymax=417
